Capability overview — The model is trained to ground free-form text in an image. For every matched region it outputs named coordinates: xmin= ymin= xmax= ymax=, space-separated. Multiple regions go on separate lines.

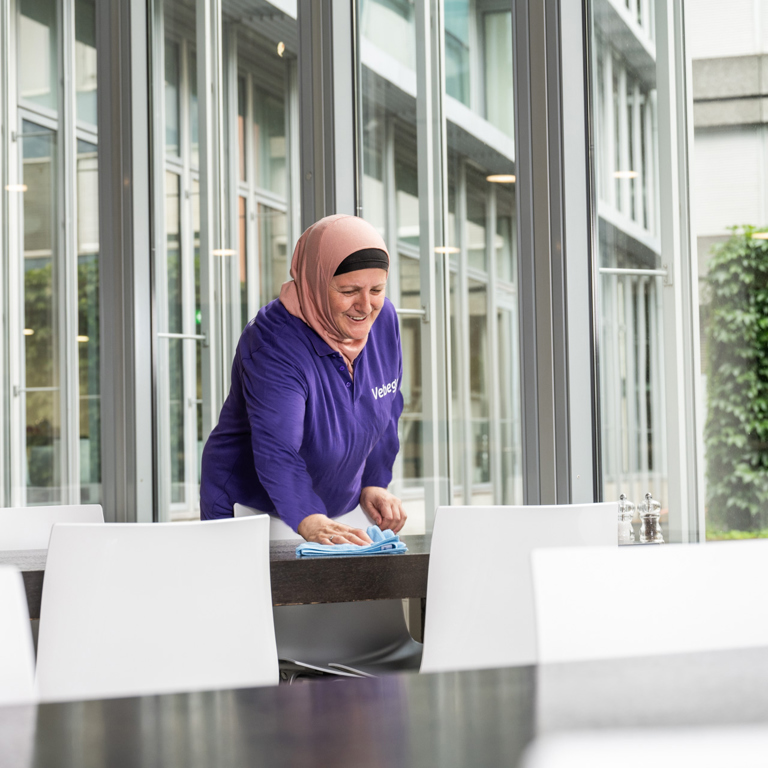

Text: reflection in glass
xmin=469 ymin=279 xmax=490 ymax=488
xmin=495 ymin=184 xmax=516 ymax=283
xmin=192 ymin=179 xmax=203 ymax=484
xmin=395 ymin=126 xmax=419 ymax=247
xmin=450 ymin=271 xmax=464 ymax=494
xmin=239 ymin=196 xmax=248 ymax=331
xmin=165 ymin=39 xmax=180 ymax=156
xmin=22 ymin=122 xmax=60 ymax=503
xmin=466 ymin=168 xmax=487 ymax=272
xmin=361 ymin=97 xmax=386 ymax=236
xmin=258 ymin=204 xmax=288 ymax=307
xmin=497 ymin=307 xmax=522 ymax=504
xmin=165 ymin=171 xmax=185 ymax=504
xmin=238 ymin=76 xmax=247 ymax=183
xmin=445 ymin=0 xmax=470 ymax=106
xmin=360 ymin=0 xmax=415 ymax=70
xmin=591 ymin=18 xmax=666 ymax=508
xmin=253 ymin=86 xmax=287 ymax=196
xmin=77 ymin=141 xmax=101 ymax=503
xmin=399 ymin=256 xmax=423 ymax=480
xmin=19 ymin=0 xmax=58 ymax=112
xmin=484 ymin=11 xmax=514 ymax=137
xmin=189 ymin=51 xmax=199 ymax=169
xmin=75 ymin=0 xmax=97 ymax=125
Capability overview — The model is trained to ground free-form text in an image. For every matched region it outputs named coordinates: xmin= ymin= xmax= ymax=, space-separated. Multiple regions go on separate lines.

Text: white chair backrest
xmin=36 ymin=516 xmax=278 ymax=702
xmin=0 ymin=566 xmax=37 ymax=705
xmin=532 ymin=540 xmax=768 ymax=663
xmin=420 ymin=503 xmax=618 ymax=674
xmin=0 ymin=505 xmax=104 ymax=550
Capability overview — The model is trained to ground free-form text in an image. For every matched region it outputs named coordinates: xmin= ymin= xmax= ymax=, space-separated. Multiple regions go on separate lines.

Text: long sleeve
xmin=241 ymin=345 xmax=328 ymax=531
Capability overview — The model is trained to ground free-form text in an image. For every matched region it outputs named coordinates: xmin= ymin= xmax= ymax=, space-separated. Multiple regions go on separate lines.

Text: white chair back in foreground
xmin=0 ymin=504 xmax=104 ymax=550
xmin=0 ymin=566 xmax=37 ymax=706
xmin=532 ymin=539 xmax=768 ymax=663
xmin=36 ymin=516 xmax=278 ymax=702
xmin=420 ymin=503 xmax=618 ymax=674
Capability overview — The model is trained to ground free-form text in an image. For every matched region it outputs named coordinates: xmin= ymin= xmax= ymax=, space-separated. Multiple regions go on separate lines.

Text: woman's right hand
xmin=297 ymin=514 xmax=373 ymax=545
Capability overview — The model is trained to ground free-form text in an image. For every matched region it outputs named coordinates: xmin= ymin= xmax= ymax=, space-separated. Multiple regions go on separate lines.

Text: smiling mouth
xmin=346 ymin=315 xmax=368 ymax=322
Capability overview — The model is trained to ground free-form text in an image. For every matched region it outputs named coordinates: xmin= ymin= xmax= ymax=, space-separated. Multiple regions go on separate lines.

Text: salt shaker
xmin=618 ymin=493 xmax=635 ymax=544
xmin=639 ymin=492 xmax=664 ymax=544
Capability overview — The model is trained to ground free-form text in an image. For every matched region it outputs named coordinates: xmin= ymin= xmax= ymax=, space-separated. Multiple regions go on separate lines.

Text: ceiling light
xmin=77 ymin=335 xmax=89 ymax=342
xmin=277 ymin=42 xmax=285 ymax=57
xmin=212 ymin=249 xmax=237 ymax=256
xmin=613 ymin=170 xmax=639 ymax=179
xmin=5 ymin=184 xmax=28 ymax=192
xmin=486 ymin=174 xmax=516 ymax=184
xmin=434 ymin=246 xmax=461 ymax=254
xmin=752 ymin=232 xmax=768 ymax=240
xmin=23 ymin=328 xmax=34 ymax=336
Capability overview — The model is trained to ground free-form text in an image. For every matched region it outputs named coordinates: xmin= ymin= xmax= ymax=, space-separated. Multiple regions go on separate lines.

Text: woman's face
xmin=328 ymin=268 xmax=388 ymax=340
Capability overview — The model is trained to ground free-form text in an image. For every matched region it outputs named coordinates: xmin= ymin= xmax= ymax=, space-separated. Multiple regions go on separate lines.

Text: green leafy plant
xmin=705 ymin=226 xmax=768 ymax=531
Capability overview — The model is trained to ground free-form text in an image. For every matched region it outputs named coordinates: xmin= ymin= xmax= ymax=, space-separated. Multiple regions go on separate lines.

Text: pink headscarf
xmin=279 ymin=214 xmax=390 ymax=373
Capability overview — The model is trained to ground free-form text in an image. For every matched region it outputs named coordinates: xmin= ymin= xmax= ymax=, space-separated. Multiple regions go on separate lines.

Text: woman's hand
xmin=360 ymin=486 xmax=407 ymax=533
xmin=297 ymin=514 xmax=373 ymax=545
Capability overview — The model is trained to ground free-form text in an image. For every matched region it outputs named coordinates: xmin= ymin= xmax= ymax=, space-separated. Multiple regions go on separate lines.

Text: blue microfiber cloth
xmin=295 ymin=525 xmax=408 ymax=558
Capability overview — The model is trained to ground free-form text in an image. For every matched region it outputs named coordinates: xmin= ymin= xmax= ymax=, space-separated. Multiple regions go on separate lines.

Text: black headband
xmin=334 ymin=248 xmax=390 ymax=276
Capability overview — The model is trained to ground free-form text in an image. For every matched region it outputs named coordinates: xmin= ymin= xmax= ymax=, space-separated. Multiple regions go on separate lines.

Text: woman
xmin=200 ymin=214 xmax=406 ymax=544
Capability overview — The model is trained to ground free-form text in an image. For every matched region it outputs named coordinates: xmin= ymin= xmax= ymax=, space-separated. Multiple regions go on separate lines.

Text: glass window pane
xmin=239 ymin=195 xmax=248 ymax=331
xmin=466 ymin=168 xmax=487 ymax=272
xmin=468 ymin=278 xmax=490 ymax=492
xmin=19 ymin=0 xmax=58 ymax=112
xmin=399 ymin=255 xmax=423 ymax=481
xmin=165 ymin=171 xmax=185 ymax=505
xmin=445 ymin=0 xmax=470 ymax=106
xmin=590 ymin=18 xmax=667 ymax=517
xmin=165 ymin=39 xmax=180 ymax=157
xmin=484 ymin=12 xmax=513 ymax=137
xmin=253 ymin=86 xmax=287 ymax=197
xmin=77 ymin=140 xmax=101 ymax=504
xmin=22 ymin=122 xmax=61 ymax=504
xmin=75 ymin=0 xmax=97 ymax=126
xmin=258 ymin=204 xmax=287 ymax=307
xmin=360 ymin=0 xmax=416 ymax=70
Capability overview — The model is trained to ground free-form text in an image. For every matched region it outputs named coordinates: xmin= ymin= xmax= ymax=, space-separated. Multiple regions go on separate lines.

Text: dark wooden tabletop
xmin=0 ymin=535 xmax=430 ymax=618
xmin=3 ymin=645 xmax=768 ymax=768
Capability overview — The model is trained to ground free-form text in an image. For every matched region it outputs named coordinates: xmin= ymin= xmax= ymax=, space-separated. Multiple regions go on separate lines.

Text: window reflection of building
xmin=591 ymin=0 xmax=667 ymax=508
xmin=10 ymin=0 xmax=100 ymax=507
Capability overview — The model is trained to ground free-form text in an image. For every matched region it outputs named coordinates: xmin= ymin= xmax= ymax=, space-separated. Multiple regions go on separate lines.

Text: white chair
xmin=0 ymin=566 xmax=37 ymax=705
xmin=36 ymin=516 xmax=278 ymax=702
xmin=531 ymin=539 xmax=768 ymax=664
xmin=0 ymin=504 xmax=104 ymax=550
xmin=419 ymin=503 xmax=618 ymax=674
xmin=235 ymin=503 xmax=422 ymax=679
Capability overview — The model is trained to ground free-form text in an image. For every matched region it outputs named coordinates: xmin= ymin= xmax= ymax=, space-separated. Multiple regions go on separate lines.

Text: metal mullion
xmin=486 ymin=183 xmax=502 ymax=504
xmin=4 ymin=0 xmax=20 ymax=505
xmin=180 ymin=39 xmax=198 ymax=516
xmin=287 ymin=59 xmax=301 ymax=250
xmin=637 ymin=276 xmax=649 ymax=487
xmin=61 ymin=0 xmax=80 ymax=504
xmin=151 ymin=0 xmax=172 ymax=521
xmin=607 ymin=276 xmax=622 ymax=493
xmin=384 ymin=118 xmax=398 ymax=302
xmin=224 ymin=25 xmax=241 ymax=353
xmin=644 ymin=87 xmax=656 ymax=235
xmin=415 ymin=0 xmax=451 ymax=525
xmin=617 ymin=62 xmax=630 ymax=216
xmin=631 ymin=83 xmax=644 ymax=226
xmin=243 ymin=71 xmax=258 ymax=317
xmin=602 ymin=43 xmax=615 ymax=208
xmin=458 ymin=162 xmax=472 ymax=505
xmin=623 ymin=276 xmax=637 ymax=495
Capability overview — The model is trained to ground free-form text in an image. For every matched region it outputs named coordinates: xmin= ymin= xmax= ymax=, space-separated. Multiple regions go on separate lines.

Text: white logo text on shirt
xmin=372 ymin=378 xmax=398 ymax=400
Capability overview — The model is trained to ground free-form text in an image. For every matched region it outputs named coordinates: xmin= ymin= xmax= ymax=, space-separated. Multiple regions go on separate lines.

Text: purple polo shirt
xmin=199 ymin=297 xmax=403 ymax=531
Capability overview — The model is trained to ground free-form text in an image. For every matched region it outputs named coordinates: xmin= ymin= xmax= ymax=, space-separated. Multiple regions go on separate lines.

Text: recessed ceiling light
xmin=613 ymin=170 xmax=639 ymax=179
xmin=77 ymin=335 xmax=89 ymax=342
xmin=486 ymin=174 xmax=516 ymax=184
xmin=23 ymin=328 xmax=34 ymax=336
xmin=434 ymin=246 xmax=461 ymax=254
xmin=5 ymin=184 xmax=27 ymax=192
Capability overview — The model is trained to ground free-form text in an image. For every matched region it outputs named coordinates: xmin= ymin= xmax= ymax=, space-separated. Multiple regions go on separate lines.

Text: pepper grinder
xmin=639 ymin=492 xmax=664 ymax=544
xmin=618 ymin=493 xmax=635 ymax=544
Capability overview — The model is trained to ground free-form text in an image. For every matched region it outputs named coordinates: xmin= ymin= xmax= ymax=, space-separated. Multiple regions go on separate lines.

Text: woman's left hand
xmin=360 ymin=486 xmax=407 ymax=533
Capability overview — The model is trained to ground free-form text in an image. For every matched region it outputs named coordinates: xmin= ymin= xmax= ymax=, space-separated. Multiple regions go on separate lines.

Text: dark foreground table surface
xmin=0 ymin=535 xmax=430 ymax=618
xmin=3 ymin=645 xmax=768 ymax=768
